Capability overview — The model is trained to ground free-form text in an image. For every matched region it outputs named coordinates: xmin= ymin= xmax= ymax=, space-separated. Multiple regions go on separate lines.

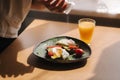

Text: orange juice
xmin=78 ymin=18 xmax=95 ymax=44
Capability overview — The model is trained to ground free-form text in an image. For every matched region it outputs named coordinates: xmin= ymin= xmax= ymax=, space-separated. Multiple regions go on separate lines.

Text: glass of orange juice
xmin=78 ymin=18 xmax=96 ymax=45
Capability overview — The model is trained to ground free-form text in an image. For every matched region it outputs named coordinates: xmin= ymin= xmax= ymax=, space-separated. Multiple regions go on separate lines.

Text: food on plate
xmin=47 ymin=45 xmax=70 ymax=59
xmin=75 ymin=48 xmax=84 ymax=57
xmin=56 ymin=39 xmax=76 ymax=46
xmin=46 ymin=39 xmax=84 ymax=60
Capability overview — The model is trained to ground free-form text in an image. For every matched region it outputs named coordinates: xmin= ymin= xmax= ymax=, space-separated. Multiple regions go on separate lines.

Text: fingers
xmin=42 ymin=0 xmax=67 ymax=12
xmin=51 ymin=0 xmax=59 ymax=7
xmin=48 ymin=0 xmax=60 ymax=10
xmin=58 ymin=0 xmax=67 ymax=12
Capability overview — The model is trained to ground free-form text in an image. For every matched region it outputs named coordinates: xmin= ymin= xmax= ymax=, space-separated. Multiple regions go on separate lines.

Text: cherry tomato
xmin=48 ymin=51 xmax=54 ymax=56
xmin=75 ymin=48 xmax=84 ymax=56
xmin=69 ymin=45 xmax=78 ymax=49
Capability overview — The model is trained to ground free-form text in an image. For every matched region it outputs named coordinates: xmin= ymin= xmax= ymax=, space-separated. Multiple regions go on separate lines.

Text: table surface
xmin=0 ymin=19 xmax=120 ymax=80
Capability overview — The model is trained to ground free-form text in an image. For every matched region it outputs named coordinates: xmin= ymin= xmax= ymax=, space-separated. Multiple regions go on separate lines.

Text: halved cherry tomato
xmin=48 ymin=51 xmax=54 ymax=56
xmin=75 ymin=48 xmax=84 ymax=56
xmin=69 ymin=45 xmax=78 ymax=49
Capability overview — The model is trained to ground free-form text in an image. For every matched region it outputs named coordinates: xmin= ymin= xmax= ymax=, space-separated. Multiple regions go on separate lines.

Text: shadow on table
xmin=0 ymin=39 xmax=34 ymax=78
xmin=88 ymin=41 xmax=120 ymax=80
xmin=27 ymin=53 xmax=87 ymax=71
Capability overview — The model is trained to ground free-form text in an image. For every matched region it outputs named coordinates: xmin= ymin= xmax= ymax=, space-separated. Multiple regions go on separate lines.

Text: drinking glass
xmin=78 ymin=18 xmax=96 ymax=45
xmin=63 ymin=0 xmax=75 ymax=14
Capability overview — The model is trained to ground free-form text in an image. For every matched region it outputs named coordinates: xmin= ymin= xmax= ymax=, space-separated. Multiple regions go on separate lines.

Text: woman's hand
xmin=34 ymin=0 xmax=67 ymax=12
xmin=32 ymin=0 xmax=67 ymax=12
